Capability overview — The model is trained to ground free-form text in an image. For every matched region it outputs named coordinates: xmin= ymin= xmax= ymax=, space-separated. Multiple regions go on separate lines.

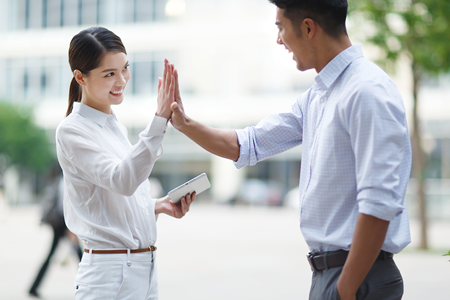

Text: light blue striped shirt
xmin=235 ymin=45 xmax=411 ymax=254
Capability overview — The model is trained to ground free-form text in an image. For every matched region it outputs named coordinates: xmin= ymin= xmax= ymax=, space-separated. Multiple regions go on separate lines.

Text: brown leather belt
xmin=84 ymin=246 xmax=157 ymax=254
xmin=307 ymin=250 xmax=393 ymax=272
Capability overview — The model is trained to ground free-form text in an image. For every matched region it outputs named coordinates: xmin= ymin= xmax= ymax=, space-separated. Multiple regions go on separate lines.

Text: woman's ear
xmin=73 ymin=70 xmax=87 ymax=86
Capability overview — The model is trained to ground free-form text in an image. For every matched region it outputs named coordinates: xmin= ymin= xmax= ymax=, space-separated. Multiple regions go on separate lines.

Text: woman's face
xmin=80 ymin=51 xmax=130 ymax=114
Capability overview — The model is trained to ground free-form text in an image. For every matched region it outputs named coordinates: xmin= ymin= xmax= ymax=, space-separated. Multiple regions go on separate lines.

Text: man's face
xmin=275 ymin=8 xmax=314 ymax=71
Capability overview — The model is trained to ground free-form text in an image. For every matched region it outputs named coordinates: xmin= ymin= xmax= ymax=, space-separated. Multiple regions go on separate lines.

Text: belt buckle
xmin=307 ymin=253 xmax=318 ymax=272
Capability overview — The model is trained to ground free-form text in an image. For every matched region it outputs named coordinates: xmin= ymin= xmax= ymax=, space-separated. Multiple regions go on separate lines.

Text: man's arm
xmin=337 ymin=213 xmax=390 ymax=300
xmin=170 ymin=69 xmax=240 ymax=161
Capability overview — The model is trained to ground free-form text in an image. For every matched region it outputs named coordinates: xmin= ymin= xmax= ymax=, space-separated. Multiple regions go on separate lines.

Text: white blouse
xmin=56 ymin=102 xmax=167 ymax=250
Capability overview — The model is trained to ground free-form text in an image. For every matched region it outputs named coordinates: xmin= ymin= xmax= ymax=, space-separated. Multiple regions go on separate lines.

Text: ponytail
xmin=66 ymin=77 xmax=81 ymax=117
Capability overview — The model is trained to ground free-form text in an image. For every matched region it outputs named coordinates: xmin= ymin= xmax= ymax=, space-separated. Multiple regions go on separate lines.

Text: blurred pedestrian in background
xmin=28 ymin=164 xmax=83 ymax=298
xmin=56 ymin=27 xmax=195 ymax=300
xmin=169 ymin=0 xmax=412 ymax=299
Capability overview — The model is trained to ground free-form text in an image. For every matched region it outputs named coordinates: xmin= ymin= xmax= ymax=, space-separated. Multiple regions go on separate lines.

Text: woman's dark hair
xmin=66 ymin=27 xmax=127 ymax=116
xmin=268 ymin=0 xmax=348 ymax=38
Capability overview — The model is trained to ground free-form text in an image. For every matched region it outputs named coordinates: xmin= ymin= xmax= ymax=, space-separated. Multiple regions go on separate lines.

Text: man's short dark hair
xmin=269 ymin=0 xmax=348 ymax=38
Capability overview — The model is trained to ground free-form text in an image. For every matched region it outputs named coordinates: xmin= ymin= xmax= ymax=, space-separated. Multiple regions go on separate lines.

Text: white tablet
xmin=167 ymin=173 xmax=211 ymax=203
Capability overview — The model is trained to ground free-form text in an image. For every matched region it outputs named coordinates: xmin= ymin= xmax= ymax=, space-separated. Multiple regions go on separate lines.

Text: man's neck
xmin=314 ymin=35 xmax=352 ymax=73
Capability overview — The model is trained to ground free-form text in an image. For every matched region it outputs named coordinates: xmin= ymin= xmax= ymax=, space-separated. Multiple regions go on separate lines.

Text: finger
xmin=158 ymin=77 xmax=162 ymax=92
xmin=184 ymin=193 xmax=193 ymax=206
xmin=178 ymin=196 xmax=186 ymax=215
xmin=163 ymin=59 xmax=169 ymax=89
xmin=171 ymin=102 xmax=178 ymax=113
xmin=190 ymin=192 xmax=197 ymax=203
xmin=181 ymin=194 xmax=189 ymax=213
xmin=169 ymin=75 xmax=175 ymax=101
xmin=164 ymin=63 xmax=173 ymax=94
xmin=174 ymin=69 xmax=181 ymax=101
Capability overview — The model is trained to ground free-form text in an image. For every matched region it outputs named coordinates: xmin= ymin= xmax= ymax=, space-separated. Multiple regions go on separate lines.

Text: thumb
xmin=171 ymin=102 xmax=179 ymax=112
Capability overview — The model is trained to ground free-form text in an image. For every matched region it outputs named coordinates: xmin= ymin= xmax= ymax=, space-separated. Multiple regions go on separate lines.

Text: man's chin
xmin=296 ymin=64 xmax=307 ymax=72
xmin=296 ymin=62 xmax=313 ymax=72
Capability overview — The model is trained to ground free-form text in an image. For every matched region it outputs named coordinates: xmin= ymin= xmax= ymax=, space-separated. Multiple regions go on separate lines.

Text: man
xmin=170 ymin=0 xmax=411 ymax=299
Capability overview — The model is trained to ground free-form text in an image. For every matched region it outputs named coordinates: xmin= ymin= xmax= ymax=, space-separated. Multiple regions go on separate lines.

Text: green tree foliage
xmin=349 ymin=0 xmax=450 ymax=249
xmin=350 ymin=0 xmax=450 ymax=73
xmin=0 ymin=102 xmax=54 ymax=172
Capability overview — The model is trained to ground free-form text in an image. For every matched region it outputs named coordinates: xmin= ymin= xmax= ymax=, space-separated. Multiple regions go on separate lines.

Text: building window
xmin=28 ymin=0 xmax=43 ymax=28
xmin=41 ymin=70 xmax=46 ymax=93
xmin=135 ymin=0 xmax=167 ymax=23
xmin=46 ymin=0 xmax=62 ymax=28
xmin=129 ymin=52 xmax=166 ymax=96
xmin=61 ymin=0 xmax=78 ymax=27
xmin=4 ymin=60 xmax=13 ymax=100
xmin=134 ymin=0 xmax=154 ymax=22
xmin=42 ymin=0 xmax=47 ymax=27
xmin=23 ymin=70 xmax=29 ymax=94
xmin=81 ymin=0 xmax=97 ymax=25
xmin=15 ymin=0 xmax=27 ymax=29
xmin=6 ymin=0 xmax=169 ymax=31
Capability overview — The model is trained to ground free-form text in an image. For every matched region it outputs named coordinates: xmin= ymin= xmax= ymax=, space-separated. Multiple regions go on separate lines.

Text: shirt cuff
xmin=233 ymin=129 xmax=249 ymax=169
xmin=142 ymin=115 xmax=168 ymax=137
xmin=150 ymin=197 xmax=159 ymax=221
xmin=358 ymin=199 xmax=404 ymax=221
xmin=138 ymin=115 xmax=168 ymax=158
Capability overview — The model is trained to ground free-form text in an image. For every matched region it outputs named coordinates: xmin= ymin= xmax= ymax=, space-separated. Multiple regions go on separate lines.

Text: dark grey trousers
xmin=309 ymin=257 xmax=403 ymax=300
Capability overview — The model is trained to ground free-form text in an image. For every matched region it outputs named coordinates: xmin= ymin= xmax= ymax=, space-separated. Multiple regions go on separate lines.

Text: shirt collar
xmin=72 ymin=102 xmax=110 ymax=127
xmin=315 ymin=44 xmax=364 ymax=90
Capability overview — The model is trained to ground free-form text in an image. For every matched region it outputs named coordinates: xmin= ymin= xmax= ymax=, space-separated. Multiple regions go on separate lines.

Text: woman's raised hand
xmin=156 ymin=59 xmax=175 ymax=120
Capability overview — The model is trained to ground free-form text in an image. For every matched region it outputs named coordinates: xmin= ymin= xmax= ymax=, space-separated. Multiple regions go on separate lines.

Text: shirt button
xmin=321 ymin=98 xmax=325 ymax=103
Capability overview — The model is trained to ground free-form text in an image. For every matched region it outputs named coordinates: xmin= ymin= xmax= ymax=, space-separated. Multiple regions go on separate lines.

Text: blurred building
xmin=0 ymin=0 xmax=449 ymax=217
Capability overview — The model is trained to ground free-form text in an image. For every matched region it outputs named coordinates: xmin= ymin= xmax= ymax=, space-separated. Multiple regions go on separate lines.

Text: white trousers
xmin=74 ymin=250 xmax=158 ymax=300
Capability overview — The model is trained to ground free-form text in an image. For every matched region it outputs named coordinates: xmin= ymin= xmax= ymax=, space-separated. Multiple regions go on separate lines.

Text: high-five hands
xmin=156 ymin=59 xmax=175 ymax=120
xmin=156 ymin=60 xmax=190 ymax=132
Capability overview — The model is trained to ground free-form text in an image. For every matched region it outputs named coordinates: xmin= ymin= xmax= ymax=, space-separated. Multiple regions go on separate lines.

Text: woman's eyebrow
xmin=101 ymin=61 xmax=129 ymax=73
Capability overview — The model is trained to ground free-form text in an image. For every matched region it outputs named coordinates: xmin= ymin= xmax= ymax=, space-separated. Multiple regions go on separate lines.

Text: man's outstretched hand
xmin=170 ymin=69 xmax=189 ymax=131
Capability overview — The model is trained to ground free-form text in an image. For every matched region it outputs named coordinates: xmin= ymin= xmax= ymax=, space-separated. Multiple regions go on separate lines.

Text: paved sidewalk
xmin=0 ymin=202 xmax=448 ymax=300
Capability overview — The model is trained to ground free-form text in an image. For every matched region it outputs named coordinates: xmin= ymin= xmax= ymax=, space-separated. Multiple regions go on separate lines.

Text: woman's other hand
xmin=155 ymin=192 xmax=196 ymax=218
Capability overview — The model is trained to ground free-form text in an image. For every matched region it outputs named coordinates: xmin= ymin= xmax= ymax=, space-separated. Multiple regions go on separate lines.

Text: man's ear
xmin=303 ymin=18 xmax=316 ymax=39
xmin=73 ymin=70 xmax=87 ymax=86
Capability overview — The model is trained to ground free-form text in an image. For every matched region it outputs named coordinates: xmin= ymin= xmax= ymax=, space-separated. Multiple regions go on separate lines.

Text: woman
xmin=56 ymin=27 xmax=195 ymax=300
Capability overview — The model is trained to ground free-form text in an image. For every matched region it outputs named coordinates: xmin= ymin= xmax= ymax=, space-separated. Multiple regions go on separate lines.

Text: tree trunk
xmin=410 ymin=63 xmax=428 ymax=249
